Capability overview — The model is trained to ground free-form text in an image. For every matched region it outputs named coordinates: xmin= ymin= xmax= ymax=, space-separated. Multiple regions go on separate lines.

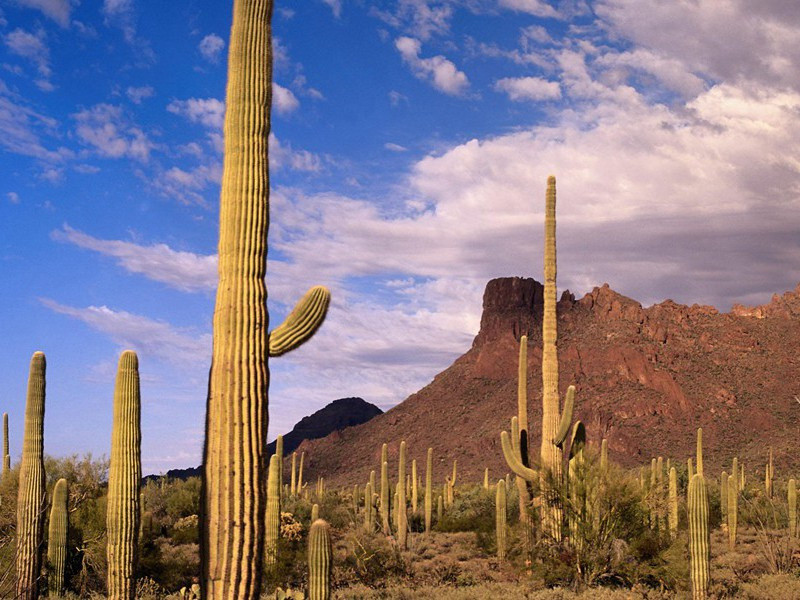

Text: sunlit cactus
xmin=276 ymin=435 xmax=284 ymax=498
xmin=397 ymin=441 xmax=408 ymax=548
xmin=363 ymin=482 xmax=373 ymax=533
xmin=308 ymin=519 xmax=332 ymax=600
xmin=411 ymin=458 xmax=418 ymax=514
xmin=668 ymin=467 xmax=678 ymax=539
xmin=107 ymin=350 xmax=142 ymax=600
xmin=265 ymin=454 xmax=281 ymax=567
xmin=720 ymin=471 xmax=728 ymax=525
xmin=2 ymin=412 xmax=9 ymax=478
xmin=381 ymin=454 xmax=390 ymax=535
xmin=48 ymin=478 xmax=68 ymax=598
xmin=727 ymin=473 xmax=737 ymax=551
xmin=425 ymin=447 xmax=433 ymax=533
xmin=291 ymin=452 xmax=297 ymax=498
xmin=789 ymin=478 xmax=797 ymax=538
xmin=311 ymin=503 xmax=319 ymax=523
xmin=696 ymin=428 xmax=703 ymax=477
xmin=688 ymin=473 xmax=710 ymax=600
xmin=496 ymin=479 xmax=507 ymax=560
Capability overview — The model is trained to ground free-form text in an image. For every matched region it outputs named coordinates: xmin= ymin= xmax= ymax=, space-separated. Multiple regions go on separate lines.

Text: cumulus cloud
xmin=272 ymin=83 xmax=300 ymax=115
xmin=269 ymin=133 xmax=323 ymax=172
xmin=498 ymin=0 xmax=560 ymax=18
xmin=13 ymin=0 xmax=72 ymax=27
xmin=373 ymin=0 xmax=454 ymax=40
xmin=5 ymin=28 xmax=52 ymax=84
xmin=395 ymin=37 xmax=469 ymax=96
xmin=72 ymin=104 xmax=154 ymax=161
xmin=52 ymin=224 xmax=218 ymax=291
xmin=198 ymin=33 xmax=225 ymax=63
xmin=126 ymin=85 xmax=154 ymax=104
xmin=166 ymin=98 xmax=225 ymax=130
xmin=494 ymin=76 xmax=561 ymax=101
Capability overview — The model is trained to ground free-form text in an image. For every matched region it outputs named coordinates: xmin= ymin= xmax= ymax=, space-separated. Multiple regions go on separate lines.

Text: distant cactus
xmin=291 ymin=452 xmax=297 ymax=498
xmin=696 ymin=428 xmax=703 ymax=477
xmin=688 ymin=473 xmax=710 ymax=600
xmin=483 ymin=468 xmax=489 ymax=490
xmin=298 ymin=452 xmax=305 ymax=497
xmin=107 ymin=350 xmax=142 ymax=600
xmin=48 ymin=478 xmax=68 ymax=597
xmin=599 ymin=438 xmax=608 ymax=473
xmin=276 ymin=435 xmax=284 ymax=498
xmin=727 ymin=473 xmax=737 ymax=551
xmin=425 ymin=448 xmax=433 ymax=533
xmin=688 ymin=458 xmax=694 ymax=480
xmin=16 ymin=352 xmax=47 ymax=600
xmin=2 ymin=412 xmax=9 ymax=478
xmin=657 ymin=456 xmax=666 ymax=531
xmin=311 ymin=503 xmax=319 ymax=523
xmin=397 ymin=441 xmax=408 ymax=548
xmin=363 ymin=482 xmax=373 ymax=533
xmin=308 ymin=519 xmax=332 ymax=600
xmin=437 ymin=494 xmax=443 ymax=524
xmin=411 ymin=458 xmax=418 ymax=514
xmin=496 ymin=479 xmax=507 ymax=560
xmin=381 ymin=458 xmax=390 ymax=535
xmin=789 ymin=479 xmax=796 ymax=538
xmin=720 ymin=471 xmax=728 ymax=524
xmin=265 ymin=454 xmax=281 ymax=567
xmin=668 ymin=467 xmax=678 ymax=539
xmin=649 ymin=458 xmax=657 ymax=530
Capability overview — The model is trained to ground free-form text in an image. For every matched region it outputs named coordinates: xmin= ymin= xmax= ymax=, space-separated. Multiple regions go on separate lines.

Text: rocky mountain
xmin=293 ymin=277 xmax=800 ymax=487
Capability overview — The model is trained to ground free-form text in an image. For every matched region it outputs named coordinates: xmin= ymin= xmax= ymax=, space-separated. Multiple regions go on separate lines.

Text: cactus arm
xmin=553 ymin=386 xmax=576 ymax=447
xmin=501 ymin=431 xmax=537 ymax=481
xmin=268 ymin=286 xmax=331 ymax=357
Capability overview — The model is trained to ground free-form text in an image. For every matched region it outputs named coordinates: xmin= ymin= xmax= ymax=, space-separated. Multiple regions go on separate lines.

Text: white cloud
xmin=373 ymin=0 xmax=454 ymax=41
xmin=0 ymin=83 xmax=71 ymax=161
xmin=126 ymin=85 xmax=154 ymax=104
xmin=270 ymin=133 xmax=322 ymax=172
xmin=155 ymin=163 xmax=222 ymax=205
xmin=494 ymin=76 xmax=561 ymax=101
xmin=321 ymin=0 xmax=341 ymax=18
xmin=395 ymin=36 xmax=469 ymax=96
xmin=72 ymin=104 xmax=154 ymax=161
xmin=498 ymin=0 xmax=560 ymax=18
xmin=7 ymin=191 xmax=20 ymax=204
xmin=5 ymin=28 xmax=51 ymax=79
xmin=385 ymin=142 xmax=408 ymax=152
xmin=198 ymin=33 xmax=225 ymax=63
xmin=272 ymin=83 xmax=300 ymax=115
xmin=13 ymin=0 xmax=72 ymax=27
xmin=166 ymin=97 xmax=225 ymax=130
xmin=389 ymin=90 xmax=408 ymax=106
xmin=53 ymin=224 xmax=218 ymax=292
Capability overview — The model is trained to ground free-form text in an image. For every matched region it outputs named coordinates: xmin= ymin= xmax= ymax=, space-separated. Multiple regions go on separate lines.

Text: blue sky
xmin=1 ymin=0 xmax=799 ymax=474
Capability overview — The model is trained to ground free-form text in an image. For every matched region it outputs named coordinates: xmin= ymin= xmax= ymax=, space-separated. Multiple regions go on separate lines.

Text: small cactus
xmin=2 ymin=412 xmax=9 ymax=479
xmin=48 ymin=478 xmax=68 ymax=597
xmin=688 ymin=473 xmax=710 ymax=600
xmin=291 ymin=452 xmax=297 ymax=498
xmin=668 ymin=467 xmax=678 ymax=539
xmin=308 ymin=519 xmax=332 ymax=600
xmin=276 ymin=435 xmax=284 ymax=498
xmin=425 ymin=448 xmax=432 ymax=533
xmin=411 ymin=458 xmax=418 ymax=514
xmin=380 ymin=444 xmax=390 ymax=535
xmin=496 ymin=479 xmax=507 ymax=560
xmin=789 ymin=478 xmax=796 ymax=538
xmin=265 ymin=454 xmax=281 ymax=567
xmin=397 ymin=441 xmax=408 ymax=548
xmin=363 ymin=482 xmax=373 ymax=533
xmin=311 ymin=503 xmax=319 ymax=523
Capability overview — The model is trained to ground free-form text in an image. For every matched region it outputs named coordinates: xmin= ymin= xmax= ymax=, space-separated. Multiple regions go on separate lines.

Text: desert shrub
xmin=436 ymin=485 xmax=494 ymax=534
xmin=335 ymin=528 xmax=413 ymax=589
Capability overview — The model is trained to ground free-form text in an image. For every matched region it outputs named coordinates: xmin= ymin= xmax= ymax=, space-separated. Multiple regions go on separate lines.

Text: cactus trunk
xmin=496 ymin=479 xmax=507 ymax=560
xmin=107 ymin=351 xmax=142 ymax=600
xmin=668 ymin=467 xmax=678 ymax=539
xmin=48 ymin=478 xmax=68 ymax=597
xmin=276 ymin=435 xmax=283 ymax=499
xmin=265 ymin=454 xmax=280 ymax=567
xmin=425 ymin=448 xmax=432 ymax=533
xmin=688 ymin=474 xmax=710 ymax=600
xmin=381 ymin=457 xmax=390 ymax=535
xmin=411 ymin=458 xmax=418 ymax=514
xmin=16 ymin=352 xmax=47 ymax=600
xmin=397 ymin=441 xmax=408 ymax=548
xmin=308 ymin=519 xmax=331 ymax=600
xmin=2 ymin=412 xmax=9 ymax=479
xmin=789 ymin=479 xmax=796 ymax=538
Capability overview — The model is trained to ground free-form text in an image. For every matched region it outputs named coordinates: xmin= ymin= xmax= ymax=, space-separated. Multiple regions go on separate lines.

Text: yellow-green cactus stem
xmin=668 ymin=467 xmax=678 ymax=539
xmin=649 ymin=458 xmax=657 ymax=530
xmin=311 ymin=503 xmax=319 ymax=523
xmin=567 ymin=421 xmax=586 ymax=550
xmin=353 ymin=484 xmax=360 ymax=517
xmin=290 ymin=452 xmax=297 ymax=498
xmin=48 ymin=478 xmax=68 ymax=598
xmin=265 ymin=454 xmax=280 ymax=567
xmin=16 ymin=352 xmax=47 ymax=600
xmin=484 ymin=468 xmax=489 ymax=491
xmin=720 ymin=471 xmax=728 ymax=525
xmin=397 ymin=441 xmax=408 ymax=548
xmin=496 ymin=479 xmax=507 ymax=560
xmin=107 ymin=350 xmax=142 ymax=600
xmin=425 ymin=447 xmax=433 ymax=533
xmin=788 ymin=478 xmax=796 ymax=538
xmin=411 ymin=459 xmax=418 ymax=513
xmin=276 ymin=435 xmax=284 ymax=499
xmin=201 ymin=0 xmax=329 ymax=596
xmin=437 ymin=494 xmax=443 ymax=524
xmin=363 ymin=482 xmax=373 ymax=533
xmin=298 ymin=452 xmax=305 ymax=498
xmin=381 ymin=458 xmax=390 ymax=535
xmin=308 ymin=519 xmax=331 ymax=600
xmin=515 ymin=335 xmax=532 ymax=526
xmin=2 ymin=412 xmax=9 ymax=479
xmin=739 ymin=462 xmax=745 ymax=491
xmin=369 ymin=470 xmax=376 ymax=501
xmin=688 ymin=458 xmax=694 ymax=480
xmin=727 ymin=474 xmax=737 ymax=551
xmin=696 ymin=428 xmax=703 ymax=477
xmin=600 ymin=439 xmax=608 ymax=474
xmin=688 ymin=473 xmax=710 ymax=600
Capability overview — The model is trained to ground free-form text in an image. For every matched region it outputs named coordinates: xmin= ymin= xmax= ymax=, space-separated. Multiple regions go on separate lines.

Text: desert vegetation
xmin=1 ymin=0 xmax=797 ymax=599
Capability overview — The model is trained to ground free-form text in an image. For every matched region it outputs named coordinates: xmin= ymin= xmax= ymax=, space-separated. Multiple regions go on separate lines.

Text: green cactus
xmin=298 ymin=452 xmax=305 ymax=497
xmin=688 ymin=457 xmax=694 ymax=480
xmin=425 ymin=448 xmax=433 ymax=533
xmin=265 ymin=454 xmax=281 ymax=567
xmin=311 ymin=503 xmax=319 ymax=523
xmin=16 ymin=351 xmax=47 ymax=600
xmin=688 ymin=473 xmax=710 ymax=600
xmin=363 ymin=482 xmax=373 ymax=533
xmin=201 ymin=1 xmax=329 ymax=597
xmin=291 ymin=452 xmax=297 ymax=498
xmin=789 ymin=478 xmax=796 ymax=538
xmin=276 ymin=435 xmax=284 ymax=499
xmin=483 ymin=468 xmax=489 ymax=491
xmin=496 ymin=479 xmax=507 ymax=560
xmin=727 ymin=473 xmax=737 ymax=550
xmin=48 ymin=478 xmax=68 ymax=597
xmin=720 ymin=471 xmax=728 ymax=525
xmin=107 ymin=350 xmax=142 ymax=600
xmin=308 ymin=519 xmax=332 ymax=600
xmin=397 ymin=441 xmax=408 ymax=548
xmin=2 ymin=412 xmax=9 ymax=479
xmin=514 ymin=335 xmax=532 ymax=526
xmin=381 ymin=457 xmax=390 ymax=535
xmin=411 ymin=458 xmax=418 ymax=514
xmin=599 ymin=438 xmax=608 ymax=474
xmin=696 ymin=428 xmax=703 ymax=477
xmin=567 ymin=421 xmax=586 ymax=550
xmin=657 ymin=456 xmax=666 ymax=531
xmin=668 ymin=467 xmax=678 ymax=539
xmin=437 ymin=494 xmax=443 ymax=524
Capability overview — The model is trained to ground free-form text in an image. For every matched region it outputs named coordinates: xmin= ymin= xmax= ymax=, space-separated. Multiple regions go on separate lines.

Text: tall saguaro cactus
xmin=16 ymin=351 xmax=47 ymax=600
xmin=397 ymin=441 xmax=408 ymax=548
xmin=496 ymin=479 xmax=507 ymax=560
xmin=2 ymin=412 xmax=9 ymax=478
xmin=308 ymin=519 xmax=332 ymax=600
xmin=265 ymin=454 xmax=281 ymax=567
xmin=688 ymin=474 xmax=710 ymax=600
xmin=425 ymin=447 xmax=433 ymax=533
xmin=201 ymin=1 xmax=329 ymax=598
xmin=107 ymin=350 xmax=142 ymax=600
xmin=48 ymin=478 xmax=68 ymax=598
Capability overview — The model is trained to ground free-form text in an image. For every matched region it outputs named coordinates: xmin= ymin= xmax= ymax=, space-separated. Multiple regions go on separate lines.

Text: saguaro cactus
xmin=789 ymin=478 xmax=796 ymax=538
xmin=720 ymin=471 xmax=728 ymax=525
xmin=727 ymin=474 xmax=737 ymax=550
xmin=16 ymin=351 xmax=47 ymax=600
xmin=308 ymin=519 xmax=332 ymax=600
xmin=425 ymin=448 xmax=433 ymax=533
xmin=397 ymin=441 xmax=408 ymax=548
xmin=688 ymin=473 xmax=710 ymax=600
xmin=668 ymin=467 xmax=678 ymax=539
xmin=265 ymin=454 xmax=281 ymax=567
xmin=696 ymin=428 xmax=703 ymax=477
xmin=411 ymin=458 xmax=418 ymax=514
xmin=290 ymin=452 xmax=297 ymax=497
xmin=363 ymin=482 xmax=373 ymax=533
xmin=201 ymin=1 xmax=329 ymax=598
xmin=107 ymin=350 xmax=142 ymax=600
xmin=275 ymin=435 xmax=284 ymax=498
xmin=2 ymin=412 xmax=9 ymax=478
xmin=381 ymin=458 xmax=390 ymax=535
xmin=496 ymin=479 xmax=507 ymax=560
xmin=48 ymin=478 xmax=68 ymax=597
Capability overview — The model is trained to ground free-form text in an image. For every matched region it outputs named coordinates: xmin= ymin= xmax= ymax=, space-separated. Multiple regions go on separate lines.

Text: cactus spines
xmin=381 ymin=458 xmax=390 ymax=535
xmin=2 ymin=412 xmax=9 ymax=478
xmin=397 ymin=441 xmax=408 ymax=548
xmin=16 ymin=351 xmax=47 ymax=600
xmin=727 ymin=473 xmax=737 ymax=550
xmin=789 ymin=478 xmax=797 ymax=538
xmin=265 ymin=454 xmax=281 ymax=567
xmin=411 ymin=458 xmax=418 ymax=514
xmin=696 ymin=428 xmax=703 ymax=477
xmin=496 ymin=479 xmax=507 ymax=560
xmin=311 ymin=503 xmax=319 ymax=523
xmin=437 ymin=494 xmax=443 ymax=523
xmin=668 ymin=467 xmax=678 ymax=539
xmin=308 ymin=519 xmax=332 ymax=600
xmin=268 ymin=286 xmax=330 ymax=357
xmin=48 ymin=478 xmax=68 ymax=598
xmin=425 ymin=448 xmax=432 ymax=533
xmin=688 ymin=473 xmax=710 ymax=600
xmin=363 ymin=482 xmax=373 ymax=533
xmin=107 ymin=350 xmax=142 ymax=600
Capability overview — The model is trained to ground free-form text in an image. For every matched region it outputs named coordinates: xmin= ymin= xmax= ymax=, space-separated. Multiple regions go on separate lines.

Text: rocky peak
xmin=576 ymin=283 xmax=644 ymax=323
xmin=731 ymin=283 xmax=800 ymax=319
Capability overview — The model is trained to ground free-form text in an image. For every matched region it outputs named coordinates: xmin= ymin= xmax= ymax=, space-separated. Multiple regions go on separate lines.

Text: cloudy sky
xmin=1 ymin=0 xmax=799 ymax=474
